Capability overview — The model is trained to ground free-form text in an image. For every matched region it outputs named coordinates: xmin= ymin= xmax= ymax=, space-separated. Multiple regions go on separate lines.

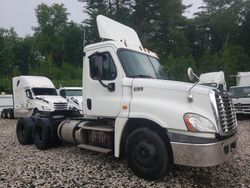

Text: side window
xmin=89 ymin=52 xmax=117 ymax=80
xmin=25 ymin=89 xmax=33 ymax=99
xmin=60 ymin=90 xmax=66 ymax=98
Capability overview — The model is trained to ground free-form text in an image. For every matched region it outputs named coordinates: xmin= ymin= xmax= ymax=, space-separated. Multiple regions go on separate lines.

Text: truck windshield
xmin=65 ymin=89 xmax=82 ymax=96
xmin=118 ymin=49 xmax=167 ymax=79
xmin=229 ymin=86 xmax=250 ymax=98
xmin=32 ymin=88 xmax=58 ymax=96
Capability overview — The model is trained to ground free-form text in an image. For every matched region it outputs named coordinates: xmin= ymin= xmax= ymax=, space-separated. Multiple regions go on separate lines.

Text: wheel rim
xmin=134 ymin=140 xmax=159 ymax=168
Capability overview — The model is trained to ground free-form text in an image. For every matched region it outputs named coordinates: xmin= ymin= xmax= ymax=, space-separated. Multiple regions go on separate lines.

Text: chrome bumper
xmin=170 ymin=133 xmax=237 ymax=167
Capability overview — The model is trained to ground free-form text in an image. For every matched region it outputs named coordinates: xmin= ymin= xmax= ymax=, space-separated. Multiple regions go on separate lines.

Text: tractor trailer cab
xmin=199 ymin=71 xmax=227 ymax=92
xmin=58 ymin=87 xmax=83 ymax=115
xmin=12 ymin=76 xmax=68 ymax=118
xmin=16 ymin=15 xmax=238 ymax=180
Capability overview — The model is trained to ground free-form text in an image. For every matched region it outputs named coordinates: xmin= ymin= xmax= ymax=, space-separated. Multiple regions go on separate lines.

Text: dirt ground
xmin=0 ymin=118 xmax=249 ymax=187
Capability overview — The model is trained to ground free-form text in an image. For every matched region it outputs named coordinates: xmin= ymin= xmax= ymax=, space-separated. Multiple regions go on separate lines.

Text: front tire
xmin=126 ymin=128 xmax=172 ymax=180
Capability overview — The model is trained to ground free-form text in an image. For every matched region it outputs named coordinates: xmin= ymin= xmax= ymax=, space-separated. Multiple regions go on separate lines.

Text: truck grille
xmin=215 ymin=93 xmax=237 ymax=134
xmin=54 ymin=102 xmax=68 ymax=111
xmin=234 ymin=103 xmax=250 ymax=113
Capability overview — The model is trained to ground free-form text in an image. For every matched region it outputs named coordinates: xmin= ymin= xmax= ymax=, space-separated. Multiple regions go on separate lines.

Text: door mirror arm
xmin=98 ymin=80 xmax=115 ymax=92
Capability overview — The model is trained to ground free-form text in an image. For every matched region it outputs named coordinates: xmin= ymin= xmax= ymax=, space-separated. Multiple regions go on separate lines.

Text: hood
xmin=129 ymin=78 xmax=217 ymax=132
xmin=35 ymin=95 xmax=67 ymax=103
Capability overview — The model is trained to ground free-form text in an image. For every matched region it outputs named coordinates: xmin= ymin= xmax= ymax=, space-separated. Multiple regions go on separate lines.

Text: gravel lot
xmin=0 ymin=118 xmax=249 ymax=188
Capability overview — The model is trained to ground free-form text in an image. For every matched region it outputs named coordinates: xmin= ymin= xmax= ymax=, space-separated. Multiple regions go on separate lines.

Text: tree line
xmin=1 ymin=0 xmax=250 ymax=93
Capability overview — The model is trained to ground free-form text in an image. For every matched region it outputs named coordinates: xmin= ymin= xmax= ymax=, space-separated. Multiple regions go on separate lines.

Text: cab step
xmin=78 ymin=144 xmax=112 ymax=153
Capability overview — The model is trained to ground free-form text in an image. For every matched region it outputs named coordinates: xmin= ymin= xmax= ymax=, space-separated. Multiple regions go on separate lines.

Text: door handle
xmin=87 ymin=98 xmax=92 ymax=110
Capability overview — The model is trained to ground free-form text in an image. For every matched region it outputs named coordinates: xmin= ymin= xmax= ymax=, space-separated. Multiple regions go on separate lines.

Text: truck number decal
xmin=134 ymin=87 xmax=143 ymax=92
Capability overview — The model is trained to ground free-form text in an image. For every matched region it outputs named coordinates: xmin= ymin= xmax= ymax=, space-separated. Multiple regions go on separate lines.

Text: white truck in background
xmin=199 ymin=71 xmax=227 ymax=91
xmin=0 ymin=94 xmax=13 ymax=118
xmin=229 ymin=72 xmax=250 ymax=115
xmin=1 ymin=76 xmax=68 ymax=119
xmin=58 ymin=87 xmax=83 ymax=115
xmin=16 ymin=15 xmax=238 ymax=180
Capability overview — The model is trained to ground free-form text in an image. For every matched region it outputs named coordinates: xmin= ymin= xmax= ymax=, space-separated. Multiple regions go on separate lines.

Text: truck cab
xmin=229 ymin=72 xmax=250 ymax=115
xmin=199 ymin=71 xmax=227 ymax=92
xmin=58 ymin=87 xmax=83 ymax=114
xmin=13 ymin=76 xmax=68 ymax=117
xmin=16 ymin=15 xmax=238 ymax=180
xmin=229 ymin=86 xmax=250 ymax=114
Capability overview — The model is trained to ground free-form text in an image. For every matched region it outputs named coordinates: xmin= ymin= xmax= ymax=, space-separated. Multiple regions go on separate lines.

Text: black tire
xmin=33 ymin=118 xmax=51 ymax=150
xmin=0 ymin=111 xmax=4 ymax=118
xmin=2 ymin=110 xmax=7 ymax=119
xmin=16 ymin=117 xmax=34 ymax=145
xmin=7 ymin=109 xmax=14 ymax=119
xmin=7 ymin=110 xmax=11 ymax=119
xmin=125 ymin=128 xmax=172 ymax=180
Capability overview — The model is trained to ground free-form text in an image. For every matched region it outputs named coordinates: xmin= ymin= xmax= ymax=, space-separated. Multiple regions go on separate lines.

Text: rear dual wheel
xmin=33 ymin=118 xmax=51 ymax=150
xmin=7 ymin=110 xmax=14 ymax=119
xmin=16 ymin=117 xmax=34 ymax=145
xmin=16 ymin=117 xmax=60 ymax=150
xmin=1 ymin=110 xmax=6 ymax=119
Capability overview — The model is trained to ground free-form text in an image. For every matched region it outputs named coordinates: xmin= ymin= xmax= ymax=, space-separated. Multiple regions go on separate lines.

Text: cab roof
xmin=13 ymin=76 xmax=55 ymax=88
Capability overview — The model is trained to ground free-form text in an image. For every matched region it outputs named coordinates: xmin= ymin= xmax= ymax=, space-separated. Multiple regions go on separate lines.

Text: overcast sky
xmin=0 ymin=0 xmax=203 ymax=37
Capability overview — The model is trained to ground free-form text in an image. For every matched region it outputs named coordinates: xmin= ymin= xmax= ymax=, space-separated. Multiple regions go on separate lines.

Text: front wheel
xmin=125 ymin=128 xmax=172 ymax=180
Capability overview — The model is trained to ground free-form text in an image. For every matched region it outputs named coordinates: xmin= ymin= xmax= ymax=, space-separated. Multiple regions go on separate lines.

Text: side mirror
xmin=89 ymin=52 xmax=115 ymax=92
xmin=187 ymin=67 xmax=199 ymax=82
xmin=187 ymin=67 xmax=194 ymax=81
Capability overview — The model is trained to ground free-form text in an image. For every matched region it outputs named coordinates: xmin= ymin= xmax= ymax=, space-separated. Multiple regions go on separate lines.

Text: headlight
xmin=42 ymin=106 xmax=51 ymax=111
xmin=184 ymin=113 xmax=217 ymax=133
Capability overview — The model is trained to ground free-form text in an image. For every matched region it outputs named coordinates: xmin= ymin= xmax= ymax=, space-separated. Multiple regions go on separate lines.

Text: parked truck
xmin=229 ymin=72 xmax=250 ymax=115
xmin=199 ymin=71 xmax=227 ymax=91
xmin=16 ymin=15 xmax=238 ymax=180
xmin=1 ymin=76 xmax=68 ymax=119
xmin=58 ymin=87 xmax=83 ymax=115
xmin=0 ymin=94 xmax=13 ymax=118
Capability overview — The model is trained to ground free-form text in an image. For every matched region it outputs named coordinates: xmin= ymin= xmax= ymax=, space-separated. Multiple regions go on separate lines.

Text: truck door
xmin=84 ymin=47 xmax=122 ymax=117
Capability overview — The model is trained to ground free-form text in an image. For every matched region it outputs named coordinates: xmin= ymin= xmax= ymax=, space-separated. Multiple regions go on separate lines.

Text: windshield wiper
xmin=132 ymin=74 xmax=153 ymax=79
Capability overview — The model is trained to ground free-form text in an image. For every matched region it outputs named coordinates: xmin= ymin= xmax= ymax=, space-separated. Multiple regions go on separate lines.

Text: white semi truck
xmin=16 ymin=15 xmax=238 ymax=180
xmin=1 ymin=76 xmax=68 ymax=119
xmin=199 ymin=71 xmax=227 ymax=91
xmin=58 ymin=87 xmax=83 ymax=115
xmin=229 ymin=72 xmax=250 ymax=114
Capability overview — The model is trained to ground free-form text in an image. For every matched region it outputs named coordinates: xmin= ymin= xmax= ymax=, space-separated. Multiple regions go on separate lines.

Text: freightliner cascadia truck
xmin=16 ymin=15 xmax=238 ymax=180
xmin=1 ymin=76 xmax=68 ymax=119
